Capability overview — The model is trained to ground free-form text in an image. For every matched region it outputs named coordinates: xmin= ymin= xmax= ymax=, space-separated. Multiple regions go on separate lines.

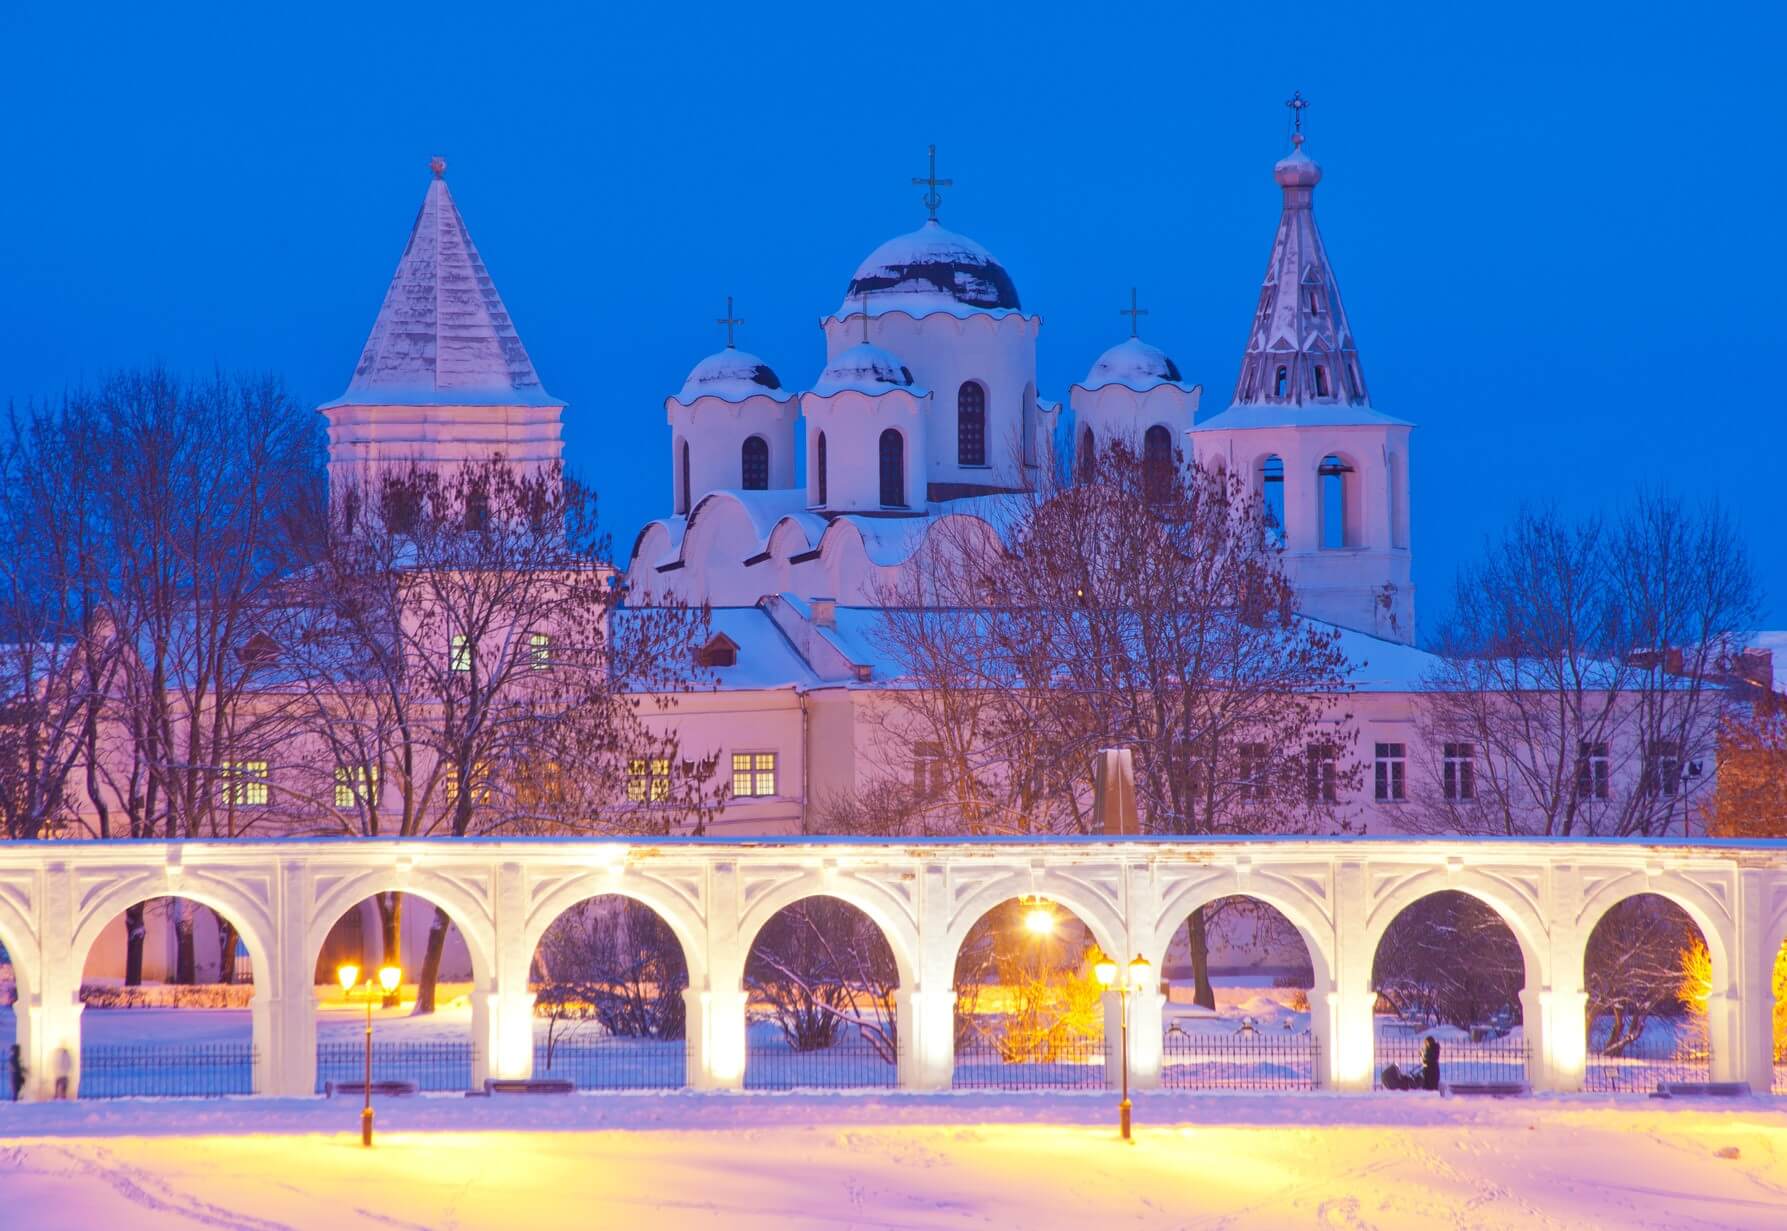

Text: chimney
xmin=811 ymin=597 xmax=836 ymax=628
xmin=1092 ymin=748 xmax=1138 ymax=835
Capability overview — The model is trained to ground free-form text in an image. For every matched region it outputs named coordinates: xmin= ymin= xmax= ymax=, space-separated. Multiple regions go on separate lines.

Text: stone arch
xmin=72 ymin=872 xmax=278 ymax=999
xmin=737 ymin=875 xmax=918 ymax=990
xmin=0 ymin=889 xmax=36 ymax=1046
xmin=1315 ymin=449 xmax=1364 ymax=551
xmin=304 ymin=870 xmax=495 ymax=992
xmin=1575 ymin=872 xmax=1734 ymax=997
xmin=1363 ymin=869 xmax=1550 ymax=994
xmin=944 ymin=870 xmax=1125 ymax=971
xmin=1149 ymin=878 xmax=1335 ymax=995
xmin=523 ymin=874 xmax=708 ymax=991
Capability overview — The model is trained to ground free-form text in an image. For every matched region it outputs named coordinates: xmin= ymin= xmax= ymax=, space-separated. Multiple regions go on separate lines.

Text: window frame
xmin=1373 ymin=742 xmax=1407 ymax=803
xmin=956 ymin=381 xmax=987 ymax=467
xmin=221 ymin=760 xmax=270 ymax=808
xmin=730 ymin=750 xmax=779 ymax=798
xmin=1441 ymin=742 xmax=1476 ymax=802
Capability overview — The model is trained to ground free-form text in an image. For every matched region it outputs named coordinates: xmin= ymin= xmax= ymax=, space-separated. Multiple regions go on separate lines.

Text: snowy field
xmin=2 ymin=1092 xmax=1785 ymax=1229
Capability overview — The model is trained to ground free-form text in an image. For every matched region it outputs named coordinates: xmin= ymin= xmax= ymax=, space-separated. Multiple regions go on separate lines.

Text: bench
xmin=1650 ymin=1081 xmax=1750 ymax=1099
xmin=1446 ymin=1082 xmax=1527 ymax=1098
xmin=480 ymin=1077 xmax=576 ymax=1096
xmin=324 ymin=1079 xmax=418 ymax=1098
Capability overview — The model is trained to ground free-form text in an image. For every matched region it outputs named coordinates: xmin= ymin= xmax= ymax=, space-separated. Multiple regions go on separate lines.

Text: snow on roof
xmin=1191 ymin=402 xmax=1411 ymax=432
xmin=1750 ymin=631 xmax=1787 ymax=693
xmin=671 ymin=348 xmax=791 ymax=406
xmin=613 ymin=605 xmax=820 ymax=692
xmin=322 ymin=167 xmax=560 ymax=411
xmin=810 ymin=342 xmax=927 ymax=397
xmin=1077 ymin=337 xmax=1195 ymax=394
xmin=833 ymin=220 xmax=1024 ymax=321
xmin=686 ymin=488 xmax=819 ymax=546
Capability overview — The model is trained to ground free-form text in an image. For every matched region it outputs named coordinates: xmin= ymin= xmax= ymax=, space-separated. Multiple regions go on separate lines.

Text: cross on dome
xmin=1284 ymin=90 xmax=1310 ymax=148
xmin=1120 ymin=287 xmax=1148 ymax=338
xmin=429 ymin=155 xmax=447 ymax=178
xmin=912 ymin=143 xmax=952 ymax=221
xmin=716 ymin=295 xmax=744 ymax=349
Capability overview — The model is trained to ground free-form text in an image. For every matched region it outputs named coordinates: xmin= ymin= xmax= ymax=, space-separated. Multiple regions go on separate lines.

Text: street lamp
xmin=1093 ymin=950 xmax=1153 ymax=1142
xmin=337 ymin=961 xmax=402 ymax=1147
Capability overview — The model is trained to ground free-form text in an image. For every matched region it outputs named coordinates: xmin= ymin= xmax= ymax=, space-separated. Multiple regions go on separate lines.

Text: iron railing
xmin=743 ymin=1035 xmax=899 ymax=1090
xmin=1583 ymin=1038 xmax=1711 ymax=1094
xmin=1160 ymin=1028 xmax=1321 ymax=1091
xmin=315 ymin=1041 xmax=476 ymax=1093
xmin=1374 ymin=1031 xmax=1529 ymax=1089
xmin=533 ymin=1036 xmax=686 ymax=1090
xmin=79 ymin=1042 xmax=256 ymax=1098
xmin=952 ymin=1035 xmax=1107 ymax=1090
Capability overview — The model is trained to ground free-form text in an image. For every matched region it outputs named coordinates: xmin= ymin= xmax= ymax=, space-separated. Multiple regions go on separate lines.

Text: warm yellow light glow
xmin=336 ymin=963 xmax=360 ymax=992
xmin=1024 ymin=906 xmax=1056 ymax=937
xmin=378 ymin=965 xmax=402 ymax=993
xmin=1128 ymin=954 xmax=1152 ymax=991
xmin=1094 ymin=957 xmax=1117 ymax=988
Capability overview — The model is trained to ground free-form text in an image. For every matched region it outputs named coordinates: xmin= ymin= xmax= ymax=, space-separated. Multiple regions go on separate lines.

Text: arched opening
xmin=0 ymin=922 xmax=27 ymax=1097
xmin=677 ymin=439 xmax=691 ymax=515
xmin=1318 ymin=453 xmax=1358 ymax=549
xmin=1257 ymin=454 xmax=1285 ymax=547
xmin=529 ymin=895 xmax=690 ymax=1090
xmin=741 ymin=435 xmax=769 ymax=491
xmin=952 ymin=898 xmax=1105 ymax=1089
xmin=1142 ymin=424 xmax=1174 ymax=504
xmin=878 ymin=428 xmax=906 ymax=508
xmin=1273 ymin=366 xmax=1289 ymax=398
xmin=1774 ymin=931 xmax=1787 ymax=1096
xmin=742 ymin=895 xmax=900 ymax=1089
xmin=1157 ymin=896 xmax=1321 ymax=1090
xmin=1582 ymin=894 xmax=1713 ymax=1092
xmin=76 ymin=896 xmax=260 ymax=1098
xmin=1076 ymin=426 xmax=1095 ymax=482
xmin=814 ymin=431 xmax=828 ymax=505
xmin=1370 ymin=891 xmax=1530 ymax=1088
xmin=1313 ymin=365 xmax=1331 ymax=397
xmin=957 ymin=381 xmax=986 ymax=466
xmin=312 ymin=894 xmax=480 ymax=1092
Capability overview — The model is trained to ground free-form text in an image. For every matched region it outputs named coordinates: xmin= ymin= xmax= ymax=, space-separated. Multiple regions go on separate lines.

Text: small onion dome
xmin=838 ymin=220 xmax=1021 ymax=318
xmin=1082 ymin=337 xmax=1186 ymax=392
xmin=672 ymin=348 xmax=787 ymax=405
xmin=811 ymin=342 xmax=922 ymax=397
xmin=1274 ymin=145 xmax=1323 ymax=190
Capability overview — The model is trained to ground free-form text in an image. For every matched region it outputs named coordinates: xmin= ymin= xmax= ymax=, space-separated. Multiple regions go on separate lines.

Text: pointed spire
xmin=1229 ymin=115 xmax=1369 ymax=411
xmin=324 ymin=160 xmax=559 ymax=409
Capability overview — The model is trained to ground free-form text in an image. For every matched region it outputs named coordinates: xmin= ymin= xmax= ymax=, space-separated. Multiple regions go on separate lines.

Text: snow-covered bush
xmin=79 ymin=982 xmax=256 ymax=1009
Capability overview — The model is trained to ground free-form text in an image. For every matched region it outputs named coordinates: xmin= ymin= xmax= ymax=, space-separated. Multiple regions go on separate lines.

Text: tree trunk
xmin=123 ymin=901 xmax=146 ymax=987
xmin=376 ymin=892 xmax=404 ymax=1008
xmin=216 ymin=913 xmax=239 ymax=986
xmin=1184 ymin=908 xmax=1216 ymax=1011
xmin=173 ymin=898 xmax=196 ymax=985
xmin=412 ymin=905 xmax=452 ymax=1016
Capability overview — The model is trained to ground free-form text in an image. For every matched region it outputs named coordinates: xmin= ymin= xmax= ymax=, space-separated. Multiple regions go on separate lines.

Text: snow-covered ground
xmin=1 ymin=1092 xmax=1784 ymax=1229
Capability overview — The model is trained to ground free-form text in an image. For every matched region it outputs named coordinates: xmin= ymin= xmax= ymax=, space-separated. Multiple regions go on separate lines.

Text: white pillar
xmin=1526 ymin=988 xmax=1586 ymax=1092
xmin=485 ymin=862 xmax=536 ymax=1082
xmin=899 ymin=863 xmax=957 ymax=1090
xmin=1734 ymin=870 xmax=1777 ymax=1091
xmin=684 ymin=986 xmax=747 ymax=1090
xmin=257 ymin=859 xmax=316 ymax=1098
xmin=1128 ymin=988 xmax=1165 ymax=1090
xmin=1327 ymin=860 xmax=1373 ymax=1090
xmin=32 ymin=864 xmax=82 ymax=1101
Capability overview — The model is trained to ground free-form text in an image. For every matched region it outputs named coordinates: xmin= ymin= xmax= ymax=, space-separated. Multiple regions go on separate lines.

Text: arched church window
xmin=1259 ymin=455 xmax=1285 ymax=546
xmin=1314 ymin=365 xmax=1331 ymax=397
xmin=1143 ymin=425 xmax=1173 ymax=504
xmin=1308 ymin=289 xmax=1322 ymax=315
xmin=815 ymin=432 xmax=828 ymax=505
xmin=678 ymin=440 xmax=691 ymax=515
xmin=879 ymin=429 xmax=906 ymax=507
xmin=741 ymin=435 xmax=769 ymax=491
xmin=1077 ymin=426 xmax=1096 ymax=482
xmin=1274 ymin=366 xmax=1289 ymax=398
xmin=957 ymin=382 xmax=986 ymax=466
xmin=1319 ymin=453 xmax=1355 ymax=549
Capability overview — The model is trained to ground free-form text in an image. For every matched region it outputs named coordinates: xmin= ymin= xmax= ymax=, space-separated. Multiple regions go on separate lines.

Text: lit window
xmin=1305 ymin=744 xmax=1337 ymax=804
xmin=1442 ymin=743 xmax=1475 ymax=802
xmin=334 ymin=765 xmax=379 ymax=809
xmin=1374 ymin=743 xmax=1406 ymax=802
xmin=450 ymin=633 xmax=473 ymax=673
xmin=731 ymin=751 xmax=777 ymax=798
xmin=1576 ymin=741 xmax=1610 ymax=801
xmin=529 ymin=633 xmax=551 ymax=671
xmin=221 ymin=761 xmax=270 ymax=807
xmin=444 ymin=761 xmax=492 ymax=807
xmin=627 ymin=757 xmax=672 ymax=803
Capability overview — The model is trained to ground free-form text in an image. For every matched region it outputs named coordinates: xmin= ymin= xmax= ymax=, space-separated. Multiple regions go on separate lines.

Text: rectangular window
xmin=1305 ymin=743 xmax=1337 ymax=804
xmin=221 ymin=760 xmax=270 ymax=807
xmin=529 ymin=633 xmax=552 ymax=671
xmin=1645 ymin=740 xmax=1681 ymax=797
xmin=1374 ymin=743 xmax=1406 ymax=803
xmin=450 ymin=633 xmax=473 ymax=674
xmin=731 ymin=751 xmax=778 ymax=798
xmin=1575 ymin=740 xmax=1610 ymax=801
xmin=1442 ymin=742 xmax=1476 ymax=802
xmin=913 ymin=741 xmax=945 ymax=797
xmin=1237 ymin=743 xmax=1268 ymax=801
xmin=334 ymin=765 xmax=379 ymax=809
xmin=444 ymin=761 xmax=492 ymax=808
xmin=627 ymin=757 xmax=671 ymax=803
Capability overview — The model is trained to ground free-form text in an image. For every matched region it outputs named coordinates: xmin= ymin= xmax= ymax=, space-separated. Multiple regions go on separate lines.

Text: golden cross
xmin=716 ymin=295 xmax=743 ymax=349
xmin=1120 ymin=287 xmax=1148 ymax=339
xmin=912 ymin=144 xmax=952 ymax=221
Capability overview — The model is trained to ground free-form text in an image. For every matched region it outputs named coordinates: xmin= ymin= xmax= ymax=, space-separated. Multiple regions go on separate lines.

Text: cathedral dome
xmin=1082 ymin=337 xmax=1185 ymax=392
xmin=837 ymin=220 xmax=1021 ymax=319
xmin=1274 ymin=145 xmax=1323 ymax=189
xmin=673 ymin=348 xmax=787 ymax=405
xmin=811 ymin=342 xmax=923 ymax=397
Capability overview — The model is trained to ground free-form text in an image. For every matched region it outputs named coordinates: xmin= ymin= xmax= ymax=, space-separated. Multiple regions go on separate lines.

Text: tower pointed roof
xmin=1225 ymin=135 xmax=1371 ymax=415
xmin=322 ymin=159 xmax=560 ymax=409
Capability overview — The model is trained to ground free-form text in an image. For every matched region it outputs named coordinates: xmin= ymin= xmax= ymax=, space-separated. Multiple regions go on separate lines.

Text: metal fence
xmin=79 ymin=1042 xmax=256 ymax=1098
xmin=952 ymin=1035 xmax=1108 ymax=1090
xmin=1583 ymin=1039 xmax=1711 ymax=1094
xmin=743 ymin=1037 xmax=900 ymax=1090
xmin=1161 ymin=1029 xmax=1321 ymax=1091
xmin=315 ymin=1041 xmax=477 ymax=1093
xmin=1374 ymin=1032 xmax=1529 ymax=1089
xmin=533 ymin=1036 xmax=686 ymax=1090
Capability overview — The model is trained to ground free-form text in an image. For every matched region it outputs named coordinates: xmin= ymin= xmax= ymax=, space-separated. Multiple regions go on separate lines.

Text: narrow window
xmin=1143 ymin=424 xmax=1173 ymax=503
xmin=1273 ymin=366 xmax=1289 ymax=398
xmin=1305 ymin=744 xmax=1337 ymax=804
xmin=1308 ymin=289 xmax=1321 ymax=315
xmin=1314 ymin=365 xmax=1330 ymax=397
xmin=1374 ymin=743 xmax=1406 ymax=802
xmin=464 ymin=487 xmax=490 ymax=531
xmin=1259 ymin=455 xmax=1285 ymax=546
xmin=815 ymin=431 xmax=828 ymax=505
xmin=913 ymin=741 xmax=944 ymax=796
xmin=678 ymin=440 xmax=691 ymax=515
xmin=450 ymin=633 xmax=473 ymax=674
xmin=529 ymin=633 xmax=551 ymax=671
xmin=1576 ymin=741 xmax=1610 ymax=800
xmin=879 ymin=429 xmax=905 ymax=507
xmin=1238 ymin=742 xmax=1268 ymax=801
xmin=741 ymin=435 xmax=769 ymax=490
xmin=957 ymin=382 xmax=986 ymax=466
xmin=731 ymin=751 xmax=778 ymax=797
xmin=1442 ymin=742 xmax=1476 ymax=802
xmin=220 ymin=760 xmax=270 ymax=807
xmin=1645 ymin=740 xmax=1682 ymax=797
xmin=1319 ymin=454 xmax=1353 ymax=549
xmin=1077 ymin=426 xmax=1096 ymax=482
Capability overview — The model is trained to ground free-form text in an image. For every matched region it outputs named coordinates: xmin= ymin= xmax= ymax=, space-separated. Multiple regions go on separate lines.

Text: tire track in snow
xmin=23 ymin=1142 xmax=298 ymax=1231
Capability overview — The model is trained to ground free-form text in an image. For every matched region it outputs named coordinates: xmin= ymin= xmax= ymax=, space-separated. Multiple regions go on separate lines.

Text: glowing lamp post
xmin=1094 ymin=950 xmax=1153 ymax=1142
xmin=337 ymin=962 xmax=402 ymax=1147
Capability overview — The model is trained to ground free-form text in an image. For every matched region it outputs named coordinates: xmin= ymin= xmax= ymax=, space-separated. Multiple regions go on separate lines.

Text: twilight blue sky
xmin=2 ymin=2 xmax=1782 ymax=631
